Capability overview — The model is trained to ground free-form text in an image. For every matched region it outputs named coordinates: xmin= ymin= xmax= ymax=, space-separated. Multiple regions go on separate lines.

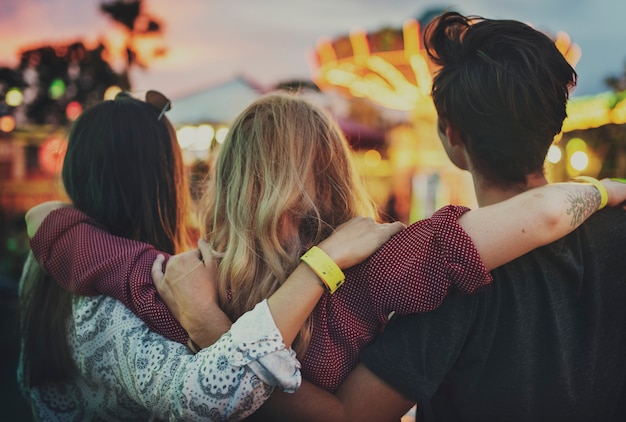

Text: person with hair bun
xmin=259 ymin=12 xmax=626 ymax=421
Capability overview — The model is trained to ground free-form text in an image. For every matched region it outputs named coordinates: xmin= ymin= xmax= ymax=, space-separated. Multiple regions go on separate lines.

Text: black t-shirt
xmin=360 ymin=207 xmax=626 ymax=421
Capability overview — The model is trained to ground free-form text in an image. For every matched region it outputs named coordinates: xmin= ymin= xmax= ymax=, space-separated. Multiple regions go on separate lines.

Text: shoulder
xmin=586 ymin=206 xmax=626 ymax=231
xmin=72 ymin=296 xmax=174 ymax=349
xmin=25 ymin=201 xmax=71 ymax=237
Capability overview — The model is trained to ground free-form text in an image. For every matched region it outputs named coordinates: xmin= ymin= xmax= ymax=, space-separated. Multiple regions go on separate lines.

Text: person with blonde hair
xmin=28 ymin=90 xmax=626 ymax=404
xmin=19 ymin=91 xmax=406 ymax=421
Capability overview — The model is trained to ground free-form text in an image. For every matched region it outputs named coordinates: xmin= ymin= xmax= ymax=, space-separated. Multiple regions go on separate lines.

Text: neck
xmin=472 ymin=171 xmax=548 ymax=207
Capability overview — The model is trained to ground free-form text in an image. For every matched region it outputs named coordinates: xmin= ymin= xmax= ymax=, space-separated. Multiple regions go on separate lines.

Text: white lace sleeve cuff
xmin=225 ymin=299 xmax=302 ymax=393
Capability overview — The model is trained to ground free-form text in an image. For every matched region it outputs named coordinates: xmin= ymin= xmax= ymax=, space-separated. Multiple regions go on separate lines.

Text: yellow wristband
xmin=573 ymin=176 xmax=608 ymax=210
xmin=300 ymin=246 xmax=345 ymax=294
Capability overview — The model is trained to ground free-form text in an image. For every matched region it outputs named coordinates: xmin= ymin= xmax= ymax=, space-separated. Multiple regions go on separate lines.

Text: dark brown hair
xmin=425 ymin=11 xmax=577 ymax=185
xmin=19 ymin=94 xmax=193 ymax=388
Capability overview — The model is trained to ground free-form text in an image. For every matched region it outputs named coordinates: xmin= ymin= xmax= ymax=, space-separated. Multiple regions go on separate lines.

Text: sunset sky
xmin=0 ymin=0 xmax=625 ymax=100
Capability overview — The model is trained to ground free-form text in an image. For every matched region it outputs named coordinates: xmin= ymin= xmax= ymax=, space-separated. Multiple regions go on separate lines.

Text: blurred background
xmin=2 ymin=0 xmax=626 ymax=418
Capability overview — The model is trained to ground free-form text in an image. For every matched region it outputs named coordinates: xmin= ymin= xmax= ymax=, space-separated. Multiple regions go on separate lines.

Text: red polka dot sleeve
xmin=301 ymin=205 xmax=493 ymax=391
xmin=30 ymin=207 xmax=189 ymax=344
xmin=364 ymin=204 xmax=493 ymax=317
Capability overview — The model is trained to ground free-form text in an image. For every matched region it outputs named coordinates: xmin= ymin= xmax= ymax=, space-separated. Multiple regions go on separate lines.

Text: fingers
xmin=334 ymin=216 xmax=405 ymax=241
xmin=318 ymin=216 xmax=407 ymax=269
xmin=198 ymin=239 xmax=211 ymax=263
xmin=198 ymin=239 xmax=218 ymax=272
xmin=151 ymin=254 xmax=165 ymax=285
xmin=384 ymin=221 xmax=406 ymax=238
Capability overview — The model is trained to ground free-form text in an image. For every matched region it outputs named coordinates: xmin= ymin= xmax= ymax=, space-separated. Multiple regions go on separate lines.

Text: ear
xmin=445 ymin=122 xmax=465 ymax=148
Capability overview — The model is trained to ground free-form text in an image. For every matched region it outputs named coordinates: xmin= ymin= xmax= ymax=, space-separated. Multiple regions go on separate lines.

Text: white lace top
xmin=19 ymin=297 xmax=300 ymax=421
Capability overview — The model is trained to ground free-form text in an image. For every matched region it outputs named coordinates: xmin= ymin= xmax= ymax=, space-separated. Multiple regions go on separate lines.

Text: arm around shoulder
xmin=459 ymin=179 xmax=626 ymax=270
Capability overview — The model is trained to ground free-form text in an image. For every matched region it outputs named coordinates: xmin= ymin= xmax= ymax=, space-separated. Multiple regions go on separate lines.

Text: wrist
xmin=316 ymin=241 xmax=347 ymax=269
xmin=300 ymin=246 xmax=345 ymax=294
xmin=572 ymin=176 xmax=608 ymax=209
xmin=186 ymin=306 xmax=233 ymax=349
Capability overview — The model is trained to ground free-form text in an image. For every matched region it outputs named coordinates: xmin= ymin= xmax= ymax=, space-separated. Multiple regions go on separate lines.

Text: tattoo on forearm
xmin=565 ymin=187 xmax=600 ymax=228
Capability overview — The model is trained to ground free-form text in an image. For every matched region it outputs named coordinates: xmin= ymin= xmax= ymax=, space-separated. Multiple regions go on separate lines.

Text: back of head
xmin=201 ymin=91 xmax=377 ymax=354
xmin=20 ymin=93 xmax=192 ymax=390
xmin=425 ymin=11 xmax=577 ymax=185
xmin=62 ymin=93 xmax=192 ymax=253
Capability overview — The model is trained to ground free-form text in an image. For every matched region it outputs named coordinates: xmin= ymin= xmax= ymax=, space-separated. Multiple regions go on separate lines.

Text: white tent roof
xmin=166 ymin=77 xmax=263 ymax=126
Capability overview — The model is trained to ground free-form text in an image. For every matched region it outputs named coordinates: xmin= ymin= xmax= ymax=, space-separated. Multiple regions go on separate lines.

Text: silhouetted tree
xmin=0 ymin=0 xmax=168 ymax=127
xmin=605 ymin=61 xmax=626 ymax=93
xmin=100 ymin=0 xmax=167 ymax=79
xmin=16 ymin=42 xmax=126 ymax=125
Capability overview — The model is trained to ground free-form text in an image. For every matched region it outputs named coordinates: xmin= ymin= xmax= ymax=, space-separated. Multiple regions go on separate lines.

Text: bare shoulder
xmin=25 ymin=201 xmax=71 ymax=238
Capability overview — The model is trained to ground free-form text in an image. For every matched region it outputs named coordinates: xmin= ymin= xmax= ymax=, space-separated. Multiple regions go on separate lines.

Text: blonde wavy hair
xmin=199 ymin=92 xmax=379 ymax=356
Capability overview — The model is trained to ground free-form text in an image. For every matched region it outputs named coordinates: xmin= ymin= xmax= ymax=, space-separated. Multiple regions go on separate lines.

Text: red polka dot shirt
xmin=31 ymin=205 xmax=491 ymax=392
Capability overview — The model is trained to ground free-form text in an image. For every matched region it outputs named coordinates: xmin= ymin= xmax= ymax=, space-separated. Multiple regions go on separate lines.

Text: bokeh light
xmin=5 ymin=87 xmax=24 ymax=107
xmin=0 ymin=115 xmax=16 ymax=132
xmin=48 ymin=78 xmax=66 ymax=99
xmin=176 ymin=126 xmax=196 ymax=149
xmin=364 ymin=149 xmax=382 ymax=167
xmin=570 ymin=151 xmax=589 ymax=171
xmin=215 ymin=127 xmax=229 ymax=144
xmin=104 ymin=85 xmax=122 ymax=100
xmin=193 ymin=124 xmax=215 ymax=150
xmin=39 ymin=137 xmax=68 ymax=174
xmin=65 ymin=101 xmax=82 ymax=120
xmin=546 ymin=145 xmax=562 ymax=164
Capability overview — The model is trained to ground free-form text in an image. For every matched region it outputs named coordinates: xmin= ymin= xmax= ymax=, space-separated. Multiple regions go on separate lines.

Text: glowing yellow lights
xmin=402 ymin=19 xmax=421 ymax=58
xmin=0 ymin=115 xmax=16 ymax=132
xmin=363 ymin=149 xmax=382 ymax=167
xmin=326 ymin=68 xmax=358 ymax=86
xmin=316 ymin=38 xmax=337 ymax=64
xmin=176 ymin=124 xmax=220 ymax=151
xmin=349 ymin=30 xmax=369 ymax=63
xmin=566 ymin=137 xmax=587 ymax=153
xmin=194 ymin=124 xmax=215 ymax=150
xmin=564 ymin=138 xmax=589 ymax=173
xmin=5 ymin=88 xmax=24 ymax=107
xmin=312 ymin=19 xmax=432 ymax=112
xmin=562 ymin=91 xmax=626 ymax=132
xmin=104 ymin=86 xmax=122 ymax=100
xmin=546 ymin=145 xmax=562 ymax=164
xmin=409 ymin=55 xmax=432 ymax=97
xmin=215 ymin=127 xmax=229 ymax=144
xmin=570 ymin=151 xmax=589 ymax=171
xmin=176 ymin=126 xmax=196 ymax=149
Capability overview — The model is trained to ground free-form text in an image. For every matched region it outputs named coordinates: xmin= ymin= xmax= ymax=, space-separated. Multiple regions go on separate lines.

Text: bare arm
xmin=460 ymin=179 xmax=626 ymax=270
xmin=252 ymin=365 xmax=413 ymax=422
